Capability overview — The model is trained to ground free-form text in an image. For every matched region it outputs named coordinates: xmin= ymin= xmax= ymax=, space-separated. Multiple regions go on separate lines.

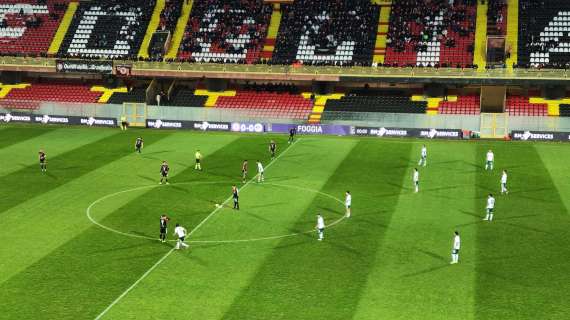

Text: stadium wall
xmin=2 ymin=103 xmax=570 ymax=134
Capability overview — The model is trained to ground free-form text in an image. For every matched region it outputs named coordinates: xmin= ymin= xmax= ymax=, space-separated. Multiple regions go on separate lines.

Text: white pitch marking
xmin=94 ymin=139 xmax=301 ymax=319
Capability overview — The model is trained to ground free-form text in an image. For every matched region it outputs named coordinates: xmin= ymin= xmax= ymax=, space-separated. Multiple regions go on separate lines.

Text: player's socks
xmin=489 ymin=214 xmax=494 ymax=221
xmin=483 ymin=214 xmax=489 ymax=220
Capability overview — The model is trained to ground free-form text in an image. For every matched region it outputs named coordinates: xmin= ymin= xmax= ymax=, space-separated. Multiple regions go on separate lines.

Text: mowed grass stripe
xmin=0 ymin=125 xmax=57 ymax=150
xmin=353 ymin=141 xmax=479 ymax=320
xmin=97 ymin=138 xmax=358 ymax=320
xmin=475 ymin=143 xmax=570 ymax=319
xmin=93 ymin=135 xmax=285 ymax=241
xmin=0 ymin=129 xmax=180 ymax=285
xmin=0 ymin=126 xmax=117 ymax=177
xmin=0 ymin=130 xmax=155 ymax=216
xmin=534 ymin=144 xmax=570 ymax=213
xmin=0 ymin=135 xmax=273 ymax=319
xmin=218 ymin=139 xmax=411 ymax=319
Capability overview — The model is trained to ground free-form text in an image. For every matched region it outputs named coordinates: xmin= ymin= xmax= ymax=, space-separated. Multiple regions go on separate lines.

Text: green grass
xmin=0 ymin=124 xmax=569 ymax=319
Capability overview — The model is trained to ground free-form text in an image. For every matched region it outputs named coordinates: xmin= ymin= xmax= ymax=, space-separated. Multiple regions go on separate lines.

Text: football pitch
xmin=1 ymin=124 xmax=570 ymax=320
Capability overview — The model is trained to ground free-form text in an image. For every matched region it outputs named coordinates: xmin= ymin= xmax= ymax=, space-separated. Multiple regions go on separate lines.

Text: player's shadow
xmin=244 ymin=211 xmax=271 ymax=222
xmin=458 ymin=210 xmax=480 ymax=218
xmin=274 ymin=239 xmax=311 ymax=250
xmin=266 ymin=176 xmax=301 ymax=182
xmin=137 ymin=174 xmax=156 ymax=183
xmin=501 ymin=221 xmax=552 ymax=235
xmin=508 ymin=187 xmax=554 ymax=195
xmin=496 ymin=213 xmax=539 ymax=220
xmin=130 ymin=230 xmax=155 ymax=239
xmin=141 ymin=149 xmax=174 ymax=156
xmin=401 ymin=264 xmax=449 ymax=278
xmin=423 ymin=185 xmax=465 ymax=193
xmin=416 ymin=248 xmax=447 ymax=262
xmin=317 ymin=206 xmax=343 ymax=215
xmin=168 ymin=184 xmax=191 ymax=194
xmin=248 ymin=202 xmax=287 ymax=209
xmin=454 ymin=210 xmax=483 ymax=227
xmin=44 ymin=171 xmax=58 ymax=180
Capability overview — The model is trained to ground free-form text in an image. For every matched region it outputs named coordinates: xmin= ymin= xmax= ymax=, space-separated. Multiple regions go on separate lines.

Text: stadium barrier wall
xmin=2 ymin=103 xmax=570 ymax=140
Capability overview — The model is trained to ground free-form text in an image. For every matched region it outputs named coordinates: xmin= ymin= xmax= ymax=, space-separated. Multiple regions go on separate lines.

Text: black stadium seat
xmin=519 ymin=0 xmax=570 ymax=68
xmin=559 ymin=104 xmax=570 ymax=117
xmin=167 ymin=89 xmax=207 ymax=107
xmin=321 ymin=94 xmax=427 ymax=120
xmin=58 ymin=0 xmax=155 ymax=59
xmin=271 ymin=0 xmax=380 ymax=66
xmin=108 ymin=88 xmax=147 ymax=104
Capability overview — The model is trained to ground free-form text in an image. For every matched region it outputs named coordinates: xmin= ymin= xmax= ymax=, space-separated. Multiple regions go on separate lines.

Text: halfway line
xmin=93 ymin=138 xmax=301 ymax=319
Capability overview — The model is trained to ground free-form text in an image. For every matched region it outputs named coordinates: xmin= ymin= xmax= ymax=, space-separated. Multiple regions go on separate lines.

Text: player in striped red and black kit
xmin=269 ymin=140 xmax=277 ymax=160
xmin=232 ymin=185 xmax=239 ymax=210
xmin=159 ymin=214 xmax=169 ymax=243
xmin=241 ymin=160 xmax=248 ymax=183
xmin=39 ymin=150 xmax=47 ymax=172
xmin=159 ymin=161 xmax=170 ymax=185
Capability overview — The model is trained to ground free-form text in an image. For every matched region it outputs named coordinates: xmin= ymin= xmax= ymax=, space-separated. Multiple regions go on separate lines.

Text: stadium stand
xmin=384 ymin=0 xmax=477 ymax=67
xmin=271 ymin=0 xmax=380 ymax=66
xmin=439 ymin=95 xmax=480 ymax=115
xmin=214 ymin=90 xmax=313 ymax=120
xmin=58 ymin=0 xmax=156 ymax=59
xmin=177 ymin=0 xmax=272 ymax=64
xmin=2 ymin=82 xmax=101 ymax=103
xmin=487 ymin=0 xmax=507 ymax=36
xmin=560 ymin=104 xmax=570 ymax=117
xmin=147 ymin=0 xmax=182 ymax=59
xmin=167 ymin=88 xmax=207 ymax=107
xmin=518 ymin=0 xmax=570 ymax=68
xmin=107 ymin=87 xmax=146 ymax=104
xmin=322 ymin=92 xmax=428 ymax=117
xmin=506 ymin=95 xmax=548 ymax=116
xmin=0 ymin=0 xmax=69 ymax=56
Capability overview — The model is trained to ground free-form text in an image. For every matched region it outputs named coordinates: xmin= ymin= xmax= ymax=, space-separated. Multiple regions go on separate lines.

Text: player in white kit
xmin=413 ymin=168 xmax=419 ymax=193
xmin=450 ymin=231 xmax=461 ymax=264
xmin=256 ymin=160 xmax=264 ymax=183
xmin=485 ymin=150 xmax=494 ymax=170
xmin=500 ymin=170 xmax=508 ymax=194
xmin=418 ymin=145 xmax=427 ymax=167
xmin=345 ymin=191 xmax=352 ymax=218
xmin=483 ymin=194 xmax=495 ymax=221
xmin=173 ymin=223 xmax=189 ymax=249
xmin=316 ymin=214 xmax=325 ymax=241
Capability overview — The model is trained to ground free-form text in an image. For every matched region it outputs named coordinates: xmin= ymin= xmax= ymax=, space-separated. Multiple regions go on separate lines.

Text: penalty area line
xmin=93 ymin=138 xmax=301 ymax=319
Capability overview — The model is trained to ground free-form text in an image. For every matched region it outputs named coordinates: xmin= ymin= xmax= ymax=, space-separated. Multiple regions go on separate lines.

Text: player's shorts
xmin=487 ymin=160 xmax=493 ymax=165
xmin=233 ymin=196 xmax=239 ymax=202
xmin=160 ymin=228 xmax=167 ymax=234
xmin=452 ymin=249 xmax=459 ymax=254
xmin=136 ymin=145 xmax=142 ymax=149
xmin=39 ymin=160 xmax=45 ymax=164
xmin=161 ymin=173 xmax=168 ymax=177
xmin=346 ymin=204 xmax=351 ymax=209
xmin=487 ymin=208 xmax=494 ymax=213
xmin=318 ymin=228 xmax=324 ymax=232
xmin=121 ymin=121 xmax=128 ymax=126
xmin=242 ymin=170 xmax=247 ymax=174
xmin=179 ymin=236 xmax=185 ymax=242
xmin=195 ymin=159 xmax=200 ymax=163
xmin=415 ymin=181 xmax=419 ymax=186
